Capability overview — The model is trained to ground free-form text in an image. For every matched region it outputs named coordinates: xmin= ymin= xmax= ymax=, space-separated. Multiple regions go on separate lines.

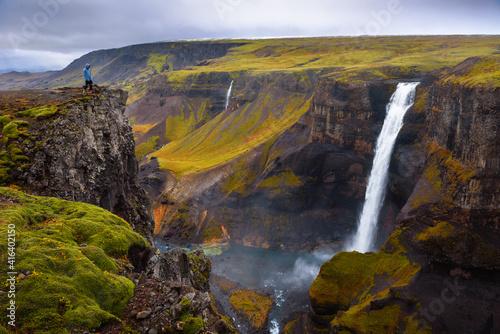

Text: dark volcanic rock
xmin=0 ymin=87 xmax=155 ymax=244
xmin=125 ymin=248 xmax=234 ymax=334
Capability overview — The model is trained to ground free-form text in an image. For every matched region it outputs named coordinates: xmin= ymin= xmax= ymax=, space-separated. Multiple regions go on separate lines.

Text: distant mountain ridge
xmin=0 ymin=40 xmax=245 ymax=98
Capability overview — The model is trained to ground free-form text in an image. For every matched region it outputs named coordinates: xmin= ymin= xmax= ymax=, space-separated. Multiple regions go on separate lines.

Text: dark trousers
xmin=85 ymin=80 xmax=93 ymax=91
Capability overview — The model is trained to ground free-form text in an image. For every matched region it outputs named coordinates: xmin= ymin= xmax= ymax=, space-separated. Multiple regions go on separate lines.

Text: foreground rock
xmin=123 ymin=248 xmax=235 ymax=333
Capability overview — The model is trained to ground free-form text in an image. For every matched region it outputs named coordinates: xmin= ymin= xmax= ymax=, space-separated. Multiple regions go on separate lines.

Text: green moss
xmin=443 ymin=55 xmax=500 ymax=87
xmin=256 ymin=167 xmax=302 ymax=194
xmin=422 ymin=141 xmax=476 ymax=204
xmin=331 ymin=304 xmax=403 ymax=334
xmin=310 ymin=227 xmax=428 ymax=333
xmin=8 ymin=144 xmax=29 ymax=163
xmin=154 ymin=85 xmax=312 ymax=176
xmin=80 ymin=245 xmax=118 ymax=272
xmin=0 ymin=187 xmax=148 ymax=333
xmin=180 ymin=297 xmax=191 ymax=311
xmin=222 ymin=158 xmax=258 ymax=196
xmin=2 ymin=122 xmax=20 ymax=140
xmin=417 ymin=221 xmax=455 ymax=242
xmin=176 ymin=295 xmax=205 ymax=334
xmin=310 ymin=249 xmax=420 ymax=315
xmin=135 ymin=135 xmax=159 ymax=159
xmin=189 ymin=250 xmax=211 ymax=290
xmin=147 ymin=54 xmax=169 ymax=73
xmin=179 ymin=314 xmax=205 ymax=334
xmin=0 ymin=151 xmax=11 ymax=167
xmin=202 ymin=222 xmax=223 ymax=242
xmin=17 ymin=105 xmax=59 ymax=118
xmin=164 ymin=110 xmax=196 ymax=142
xmin=0 ymin=168 xmax=9 ymax=182
xmin=0 ymin=115 xmax=11 ymax=130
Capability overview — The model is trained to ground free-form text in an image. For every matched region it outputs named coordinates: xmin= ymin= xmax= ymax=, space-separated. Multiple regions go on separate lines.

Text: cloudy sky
xmin=0 ymin=0 xmax=499 ymax=73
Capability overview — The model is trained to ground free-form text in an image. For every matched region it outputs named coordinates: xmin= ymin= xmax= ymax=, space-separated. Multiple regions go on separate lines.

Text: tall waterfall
xmin=350 ymin=82 xmax=419 ymax=253
xmin=225 ymin=80 xmax=233 ymax=110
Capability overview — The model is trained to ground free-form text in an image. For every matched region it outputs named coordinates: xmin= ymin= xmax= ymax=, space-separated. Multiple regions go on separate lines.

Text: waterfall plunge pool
xmin=155 ymin=240 xmax=336 ymax=333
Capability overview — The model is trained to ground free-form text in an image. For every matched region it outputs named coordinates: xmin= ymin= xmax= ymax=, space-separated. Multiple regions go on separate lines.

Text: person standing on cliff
xmin=83 ymin=63 xmax=93 ymax=94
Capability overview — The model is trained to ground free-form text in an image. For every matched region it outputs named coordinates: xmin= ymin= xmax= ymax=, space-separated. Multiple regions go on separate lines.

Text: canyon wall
xmin=292 ymin=57 xmax=500 ymax=334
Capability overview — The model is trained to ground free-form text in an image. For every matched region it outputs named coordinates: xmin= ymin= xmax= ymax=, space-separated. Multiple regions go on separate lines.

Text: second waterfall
xmin=350 ymin=82 xmax=419 ymax=253
xmin=225 ymin=80 xmax=233 ymax=110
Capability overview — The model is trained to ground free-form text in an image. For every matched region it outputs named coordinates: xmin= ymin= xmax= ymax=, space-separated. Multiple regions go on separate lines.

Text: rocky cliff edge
xmin=0 ymin=87 xmax=155 ymax=244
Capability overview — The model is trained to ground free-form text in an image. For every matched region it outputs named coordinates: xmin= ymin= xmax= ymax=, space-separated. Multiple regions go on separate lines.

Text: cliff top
xmin=0 ymin=86 xmax=110 ymax=111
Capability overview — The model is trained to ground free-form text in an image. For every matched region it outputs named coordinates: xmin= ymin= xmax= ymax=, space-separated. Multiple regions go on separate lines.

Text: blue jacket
xmin=83 ymin=64 xmax=92 ymax=81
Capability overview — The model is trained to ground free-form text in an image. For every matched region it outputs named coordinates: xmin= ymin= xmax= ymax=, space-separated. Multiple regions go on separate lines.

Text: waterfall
xmin=225 ymin=80 xmax=233 ymax=110
xmin=350 ymin=82 xmax=419 ymax=253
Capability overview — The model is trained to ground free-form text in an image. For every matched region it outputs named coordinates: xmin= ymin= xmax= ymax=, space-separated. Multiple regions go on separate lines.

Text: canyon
xmin=0 ymin=36 xmax=499 ymax=333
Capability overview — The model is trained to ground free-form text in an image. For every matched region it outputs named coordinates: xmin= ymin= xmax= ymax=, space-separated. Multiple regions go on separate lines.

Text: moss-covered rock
xmin=310 ymin=245 xmax=420 ymax=316
xmin=229 ymin=289 xmax=274 ymax=332
xmin=0 ymin=186 xmax=149 ymax=333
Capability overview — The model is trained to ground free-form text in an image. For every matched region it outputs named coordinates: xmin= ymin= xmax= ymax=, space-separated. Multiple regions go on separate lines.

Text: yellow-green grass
xmin=34 ymin=36 xmax=500 ymax=102
xmin=152 ymin=89 xmax=312 ymax=176
xmin=164 ymin=98 xmax=210 ymax=142
xmin=135 ymin=135 xmax=159 ymax=159
xmin=152 ymin=36 xmax=500 ymax=82
xmin=442 ymin=55 xmax=500 ymax=87
xmin=0 ymin=187 xmax=148 ymax=333
xmin=132 ymin=122 xmax=157 ymax=137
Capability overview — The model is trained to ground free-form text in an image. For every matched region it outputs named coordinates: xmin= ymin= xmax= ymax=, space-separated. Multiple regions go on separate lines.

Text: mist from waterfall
xmin=225 ymin=80 xmax=233 ymax=110
xmin=350 ymin=82 xmax=419 ymax=253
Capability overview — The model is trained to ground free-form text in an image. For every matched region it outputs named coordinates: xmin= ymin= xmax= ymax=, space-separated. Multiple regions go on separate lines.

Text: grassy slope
xmin=0 ymin=186 xmax=148 ymax=333
xmin=153 ymin=86 xmax=311 ymax=176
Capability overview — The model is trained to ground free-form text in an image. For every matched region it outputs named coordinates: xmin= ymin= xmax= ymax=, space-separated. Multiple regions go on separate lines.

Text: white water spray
xmin=225 ymin=80 xmax=233 ymax=110
xmin=350 ymin=82 xmax=419 ymax=253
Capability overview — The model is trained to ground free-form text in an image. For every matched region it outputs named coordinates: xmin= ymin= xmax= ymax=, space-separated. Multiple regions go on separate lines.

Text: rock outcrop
xmin=124 ymin=248 xmax=235 ymax=334
xmin=0 ymin=87 xmax=155 ymax=244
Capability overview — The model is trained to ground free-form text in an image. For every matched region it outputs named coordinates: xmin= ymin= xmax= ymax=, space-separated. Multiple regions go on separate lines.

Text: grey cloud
xmin=0 ymin=0 xmax=499 ymax=72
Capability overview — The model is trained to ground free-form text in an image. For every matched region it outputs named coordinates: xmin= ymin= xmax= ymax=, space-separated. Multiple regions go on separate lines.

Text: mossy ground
xmin=135 ymin=135 xmax=159 ymax=159
xmin=0 ymin=186 xmax=149 ymax=333
xmin=310 ymin=249 xmax=420 ymax=313
xmin=177 ymin=297 xmax=206 ymax=334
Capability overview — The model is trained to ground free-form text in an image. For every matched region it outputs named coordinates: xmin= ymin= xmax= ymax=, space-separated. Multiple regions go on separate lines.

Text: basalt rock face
xmin=297 ymin=58 xmax=500 ymax=334
xmin=309 ymin=78 xmax=397 ymax=152
xmin=424 ymin=80 xmax=500 ymax=210
xmin=0 ymin=87 xmax=155 ymax=244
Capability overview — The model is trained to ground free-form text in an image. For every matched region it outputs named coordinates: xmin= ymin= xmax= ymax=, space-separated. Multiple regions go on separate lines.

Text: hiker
xmin=83 ymin=63 xmax=93 ymax=94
